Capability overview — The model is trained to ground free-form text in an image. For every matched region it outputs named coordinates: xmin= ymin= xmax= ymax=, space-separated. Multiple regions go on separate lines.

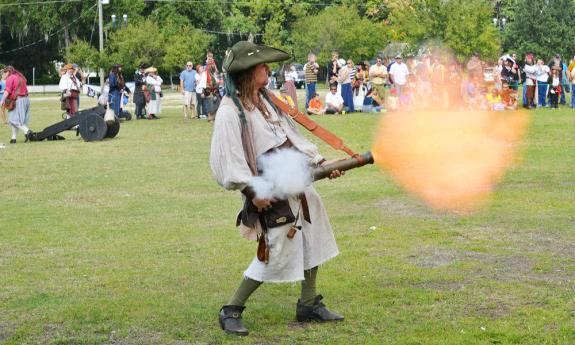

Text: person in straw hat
xmin=59 ymin=63 xmax=82 ymax=117
xmin=144 ymin=66 xmax=162 ymax=119
xmin=210 ymin=41 xmax=345 ymax=336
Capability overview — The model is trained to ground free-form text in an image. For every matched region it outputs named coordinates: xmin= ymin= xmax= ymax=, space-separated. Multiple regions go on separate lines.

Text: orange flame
xmin=372 ymin=109 xmax=529 ymax=214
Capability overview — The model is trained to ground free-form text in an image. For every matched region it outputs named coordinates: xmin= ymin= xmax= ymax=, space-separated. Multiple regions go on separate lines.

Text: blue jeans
xmin=571 ymin=84 xmax=575 ymax=108
xmin=522 ymin=84 xmax=527 ymax=106
xmin=560 ymin=83 xmax=567 ymax=104
xmin=537 ymin=81 xmax=547 ymax=107
xmin=306 ymin=82 xmax=316 ymax=108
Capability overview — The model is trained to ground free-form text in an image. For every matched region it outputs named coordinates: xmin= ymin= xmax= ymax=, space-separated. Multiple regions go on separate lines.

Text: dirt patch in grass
xmin=0 ymin=322 xmax=15 ymax=342
xmin=377 ymin=197 xmax=457 ymax=221
xmin=406 ymin=245 xmax=573 ymax=285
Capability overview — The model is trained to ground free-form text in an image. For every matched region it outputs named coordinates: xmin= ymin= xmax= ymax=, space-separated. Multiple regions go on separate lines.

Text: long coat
xmin=209 ymin=96 xmax=339 ymax=282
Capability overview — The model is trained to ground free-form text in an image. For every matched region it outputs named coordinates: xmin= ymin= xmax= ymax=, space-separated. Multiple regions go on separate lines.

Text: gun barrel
xmin=313 ymin=151 xmax=374 ymax=181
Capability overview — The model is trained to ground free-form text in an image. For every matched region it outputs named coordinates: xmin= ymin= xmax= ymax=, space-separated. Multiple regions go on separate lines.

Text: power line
xmin=0 ymin=0 xmax=82 ymax=7
xmin=142 ymin=0 xmax=344 ymax=7
xmin=0 ymin=2 xmax=97 ymax=55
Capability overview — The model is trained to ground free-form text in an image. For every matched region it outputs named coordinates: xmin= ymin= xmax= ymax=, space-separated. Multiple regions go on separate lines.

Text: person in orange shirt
xmin=307 ymin=93 xmax=325 ymax=115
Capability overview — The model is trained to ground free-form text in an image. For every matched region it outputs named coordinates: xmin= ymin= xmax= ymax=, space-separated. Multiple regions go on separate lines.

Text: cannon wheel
xmin=79 ymin=114 xmax=107 ymax=141
xmin=104 ymin=116 xmax=120 ymax=139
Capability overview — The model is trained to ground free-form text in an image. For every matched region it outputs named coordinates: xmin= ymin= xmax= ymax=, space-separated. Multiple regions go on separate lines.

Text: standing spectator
xmin=195 ymin=64 xmax=206 ymax=118
xmin=325 ymin=84 xmax=344 ymax=114
xmin=180 ymin=61 xmax=198 ymax=120
xmin=536 ymin=59 xmax=550 ymax=107
xmin=73 ymin=64 xmax=85 ymax=109
xmin=369 ymin=57 xmax=388 ymax=103
xmin=415 ymin=54 xmax=432 ymax=108
xmin=568 ymin=55 xmax=575 ymax=108
xmin=548 ymin=67 xmax=562 ymax=109
xmin=283 ymin=62 xmax=299 ymax=110
xmin=389 ymin=55 xmax=410 ymax=102
xmin=467 ymin=52 xmax=484 ymax=81
xmin=430 ymin=56 xmax=445 ymax=107
xmin=59 ymin=63 xmax=82 ymax=118
xmin=205 ymin=51 xmax=221 ymax=121
xmin=108 ymin=64 xmax=130 ymax=117
xmin=327 ymin=51 xmax=340 ymax=86
xmin=0 ymin=67 xmax=7 ymax=125
xmin=548 ymin=54 xmax=566 ymax=105
xmin=501 ymin=58 xmax=520 ymax=91
xmin=145 ymin=67 xmax=162 ymax=119
xmin=494 ymin=58 xmax=504 ymax=90
xmin=353 ymin=62 xmax=368 ymax=110
xmin=0 ymin=66 xmax=32 ymax=143
xmin=523 ymin=54 xmax=537 ymax=109
xmin=338 ymin=59 xmax=354 ymax=112
xmin=133 ymin=63 xmax=148 ymax=120
xmin=304 ymin=53 xmax=319 ymax=108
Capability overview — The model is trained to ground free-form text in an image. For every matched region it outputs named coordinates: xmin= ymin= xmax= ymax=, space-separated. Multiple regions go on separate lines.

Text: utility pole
xmin=98 ymin=0 xmax=104 ymax=88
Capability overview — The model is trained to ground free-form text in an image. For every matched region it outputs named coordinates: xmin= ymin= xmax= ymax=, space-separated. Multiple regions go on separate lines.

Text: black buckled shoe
xmin=296 ymin=295 xmax=344 ymax=322
xmin=25 ymin=130 xmax=35 ymax=142
xmin=219 ymin=305 xmax=249 ymax=336
xmin=9 ymin=139 xmax=16 ymax=144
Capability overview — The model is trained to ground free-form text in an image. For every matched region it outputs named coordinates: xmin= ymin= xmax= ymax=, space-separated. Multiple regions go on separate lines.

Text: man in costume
xmin=59 ymin=63 xmax=82 ymax=117
xmin=133 ymin=63 xmax=148 ymax=120
xmin=210 ymin=41 xmax=344 ymax=336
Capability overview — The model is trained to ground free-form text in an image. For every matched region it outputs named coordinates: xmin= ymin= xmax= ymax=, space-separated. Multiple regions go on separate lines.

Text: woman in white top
xmin=283 ymin=63 xmax=299 ymax=110
xmin=145 ymin=67 xmax=163 ymax=119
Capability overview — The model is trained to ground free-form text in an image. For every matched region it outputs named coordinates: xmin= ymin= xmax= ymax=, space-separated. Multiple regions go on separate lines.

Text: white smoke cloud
xmin=249 ymin=148 xmax=313 ymax=200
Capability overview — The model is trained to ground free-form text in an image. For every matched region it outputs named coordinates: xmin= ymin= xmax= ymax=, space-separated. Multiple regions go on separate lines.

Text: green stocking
xmin=300 ymin=266 xmax=318 ymax=306
xmin=227 ymin=277 xmax=262 ymax=306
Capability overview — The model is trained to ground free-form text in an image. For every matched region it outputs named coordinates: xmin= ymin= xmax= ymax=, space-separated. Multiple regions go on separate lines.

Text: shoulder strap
xmin=265 ymin=89 xmax=360 ymax=159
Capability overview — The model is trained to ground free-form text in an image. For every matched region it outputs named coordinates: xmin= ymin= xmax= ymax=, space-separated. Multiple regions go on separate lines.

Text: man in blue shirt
xmin=179 ymin=61 xmax=198 ymax=119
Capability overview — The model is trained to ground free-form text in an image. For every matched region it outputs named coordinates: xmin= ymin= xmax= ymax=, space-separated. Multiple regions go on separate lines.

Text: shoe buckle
xmin=232 ymin=312 xmax=240 ymax=318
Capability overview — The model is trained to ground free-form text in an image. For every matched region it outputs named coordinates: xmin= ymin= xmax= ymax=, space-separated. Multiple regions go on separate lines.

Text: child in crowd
xmin=387 ymin=88 xmax=399 ymax=111
xmin=486 ymin=88 xmax=504 ymax=111
xmin=548 ymin=68 xmax=562 ymax=109
xmin=500 ymin=80 xmax=518 ymax=110
xmin=278 ymin=86 xmax=295 ymax=108
xmin=307 ymin=93 xmax=325 ymax=115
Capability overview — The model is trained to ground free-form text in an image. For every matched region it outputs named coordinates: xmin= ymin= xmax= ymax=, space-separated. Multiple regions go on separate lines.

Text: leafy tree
xmin=502 ymin=0 xmax=575 ymax=60
xmin=162 ymin=27 xmax=215 ymax=73
xmin=64 ymin=40 xmax=99 ymax=70
xmin=291 ymin=6 xmax=389 ymax=63
xmin=386 ymin=0 xmax=500 ymax=62
xmin=104 ymin=20 xmax=165 ymax=74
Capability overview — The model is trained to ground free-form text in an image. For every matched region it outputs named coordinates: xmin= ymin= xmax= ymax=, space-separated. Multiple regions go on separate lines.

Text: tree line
xmin=1 ymin=0 xmax=574 ymax=83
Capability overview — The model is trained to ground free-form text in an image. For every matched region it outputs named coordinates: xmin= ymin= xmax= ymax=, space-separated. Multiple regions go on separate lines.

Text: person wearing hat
xmin=144 ymin=67 xmax=162 ymax=119
xmin=389 ymin=55 xmax=410 ymax=103
xmin=133 ymin=63 xmax=148 ymax=119
xmin=59 ymin=63 xmax=82 ymax=117
xmin=210 ymin=41 xmax=344 ymax=336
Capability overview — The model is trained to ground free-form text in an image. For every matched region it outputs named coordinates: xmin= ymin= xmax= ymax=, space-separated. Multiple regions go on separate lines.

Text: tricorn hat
xmin=139 ymin=62 xmax=148 ymax=69
xmin=145 ymin=66 xmax=157 ymax=74
xmin=64 ymin=63 xmax=74 ymax=70
xmin=222 ymin=41 xmax=290 ymax=74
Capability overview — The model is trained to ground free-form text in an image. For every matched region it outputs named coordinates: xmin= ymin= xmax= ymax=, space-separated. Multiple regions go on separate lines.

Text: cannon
xmin=30 ymin=105 xmax=120 ymax=142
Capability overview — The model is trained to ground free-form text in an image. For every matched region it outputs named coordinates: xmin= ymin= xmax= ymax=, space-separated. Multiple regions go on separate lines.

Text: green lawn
xmin=0 ymin=92 xmax=574 ymax=345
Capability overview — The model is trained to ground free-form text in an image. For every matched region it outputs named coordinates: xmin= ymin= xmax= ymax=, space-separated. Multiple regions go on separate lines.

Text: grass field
xmin=0 ymin=91 xmax=574 ymax=345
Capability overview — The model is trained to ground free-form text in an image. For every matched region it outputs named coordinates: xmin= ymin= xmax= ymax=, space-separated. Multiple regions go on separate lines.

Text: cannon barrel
xmin=313 ymin=151 xmax=374 ymax=181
